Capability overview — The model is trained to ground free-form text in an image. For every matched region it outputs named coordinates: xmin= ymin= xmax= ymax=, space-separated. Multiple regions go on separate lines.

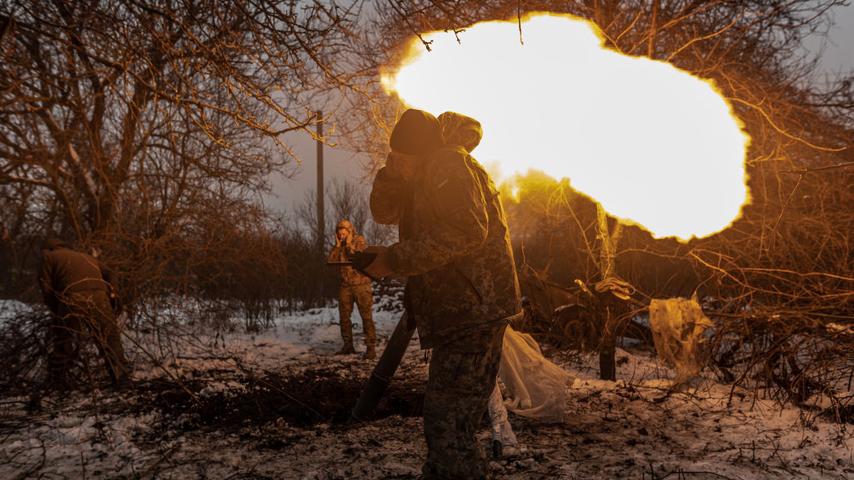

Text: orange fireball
xmin=381 ymin=13 xmax=750 ymax=241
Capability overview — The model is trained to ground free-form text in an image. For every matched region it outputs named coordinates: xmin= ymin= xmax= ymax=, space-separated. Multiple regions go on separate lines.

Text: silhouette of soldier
xmin=39 ymin=239 xmax=130 ymax=389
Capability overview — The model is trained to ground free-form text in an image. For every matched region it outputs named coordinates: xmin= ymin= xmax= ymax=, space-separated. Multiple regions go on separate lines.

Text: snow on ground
xmin=124 ymin=298 xmax=404 ymax=380
xmin=1 ymin=406 xmax=157 ymax=478
xmin=1 ymin=296 xmax=852 ymax=479
xmin=209 ymin=302 xmax=402 ymax=366
xmin=0 ymin=299 xmax=31 ymax=324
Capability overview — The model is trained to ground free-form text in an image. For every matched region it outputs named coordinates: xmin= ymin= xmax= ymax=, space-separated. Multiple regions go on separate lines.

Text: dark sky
xmin=265 ymin=4 xmax=854 ymax=218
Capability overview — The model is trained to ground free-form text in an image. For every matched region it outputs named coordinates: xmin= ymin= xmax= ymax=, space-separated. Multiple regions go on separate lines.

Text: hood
xmin=389 ymin=109 xmax=444 ymax=156
xmin=438 ymin=111 xmax=483 ymax=153
xmin=336 ymin=219 xmax=355 ymax=236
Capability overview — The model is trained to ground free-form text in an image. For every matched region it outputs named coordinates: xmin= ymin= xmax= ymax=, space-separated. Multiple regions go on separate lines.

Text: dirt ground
xmin=1 ymin=301 xmax=851 ymax=479
xmin=2 ymin=340 xmax=851 ymax=479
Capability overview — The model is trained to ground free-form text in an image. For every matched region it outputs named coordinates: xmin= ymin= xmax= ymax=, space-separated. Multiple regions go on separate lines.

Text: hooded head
xmin=438 ymin=111 xmax=483 ymax=153
xmin=389 ymin=109 xmax=444 ymax=156
xmin=336 ymin=219 xmax=354 ymax=236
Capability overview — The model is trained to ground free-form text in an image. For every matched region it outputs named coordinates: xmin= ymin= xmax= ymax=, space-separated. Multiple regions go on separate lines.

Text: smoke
xmin=382 ymin=13 xmax=750 ymax=241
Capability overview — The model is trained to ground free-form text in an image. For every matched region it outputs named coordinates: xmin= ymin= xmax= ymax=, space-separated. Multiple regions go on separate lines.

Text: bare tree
xmin=0 ymin=0 xmax=361 ymax=299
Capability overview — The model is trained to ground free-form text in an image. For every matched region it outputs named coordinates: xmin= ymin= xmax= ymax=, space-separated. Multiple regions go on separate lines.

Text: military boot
xmin=337 ymin=308 xmax=355 ymax=355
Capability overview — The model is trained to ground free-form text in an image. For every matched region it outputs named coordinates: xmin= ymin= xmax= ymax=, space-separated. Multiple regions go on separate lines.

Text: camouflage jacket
xmin=371 ymin=112 xmax=521 ymax=349
xmin=328 ymin=234 xmax=372 ymax=287
xmin=39 ymin=247 xmax=116 ymax=314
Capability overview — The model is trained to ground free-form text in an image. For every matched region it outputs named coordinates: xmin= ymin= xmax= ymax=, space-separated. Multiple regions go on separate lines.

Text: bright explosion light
xmin=381 ymin=13 xmax=750 ymax=241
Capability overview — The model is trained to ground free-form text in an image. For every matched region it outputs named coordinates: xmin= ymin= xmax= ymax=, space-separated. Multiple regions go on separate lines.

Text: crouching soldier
xmin=328 ymin=220 xmax=376 ymax=359
xmin=39 ymin=239 xmax=130 ymax=389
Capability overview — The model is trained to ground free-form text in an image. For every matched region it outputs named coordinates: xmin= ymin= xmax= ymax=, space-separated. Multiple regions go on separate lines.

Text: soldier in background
xmin=327 ymin=220 xmax=376 ymax=359
xmin=367 ymin=109 xmax=521 ymax=479
xmin=39 ymin=239 xmax=130 ymax=389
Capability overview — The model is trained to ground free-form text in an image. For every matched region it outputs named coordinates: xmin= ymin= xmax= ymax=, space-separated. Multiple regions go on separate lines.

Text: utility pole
xmin=316 ymin=110 xmax=325 ymax=256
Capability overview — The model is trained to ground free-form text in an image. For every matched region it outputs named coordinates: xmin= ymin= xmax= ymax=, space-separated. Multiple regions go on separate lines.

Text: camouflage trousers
xmin=422 ymin=324 xmax=506 ymax=480
xmin=338 ymin=284 xmax=375 ymax=351
xmin=48 ymin=291 xmax=129 ymax=387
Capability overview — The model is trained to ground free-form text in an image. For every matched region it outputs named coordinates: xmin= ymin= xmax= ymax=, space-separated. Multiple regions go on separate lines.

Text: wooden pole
xmin=316 ymin=110 xmax=324 ymax=255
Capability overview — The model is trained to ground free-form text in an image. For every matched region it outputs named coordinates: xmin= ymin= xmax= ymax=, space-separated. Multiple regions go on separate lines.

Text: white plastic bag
xmin=649 ymin=295 xmax=713 ymax=384
xmin=497 ymin=326 xmax=573 ymax=422
xmin=487 ymin=383 xmax=518 ymax=451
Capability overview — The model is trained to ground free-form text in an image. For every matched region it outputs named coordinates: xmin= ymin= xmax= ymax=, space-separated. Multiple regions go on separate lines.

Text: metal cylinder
xmin=349 ymin=313 xmax=415 ymax=423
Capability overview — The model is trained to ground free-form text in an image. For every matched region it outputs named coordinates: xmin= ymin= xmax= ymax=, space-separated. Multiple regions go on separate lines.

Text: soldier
xmin=367 ymin=109 xmax=521 ymax=479
xmin=39 ymin=239 xmax=130 ymax=389
xmin=328 ymin=219 xmax=376 ymax=359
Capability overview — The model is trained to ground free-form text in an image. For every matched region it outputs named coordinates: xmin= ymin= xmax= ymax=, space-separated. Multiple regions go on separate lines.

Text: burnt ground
xmin=136 ymin=366 xmax=424 ymax=432
xmin=118 ymin=356 xmax=851 ymax=480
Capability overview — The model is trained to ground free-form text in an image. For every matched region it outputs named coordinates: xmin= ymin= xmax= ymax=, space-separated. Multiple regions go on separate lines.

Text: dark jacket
xmin=40 ymin=246 xmax=116 ymax=314
xmin=371 ymin=110 xmax=521 ymax=349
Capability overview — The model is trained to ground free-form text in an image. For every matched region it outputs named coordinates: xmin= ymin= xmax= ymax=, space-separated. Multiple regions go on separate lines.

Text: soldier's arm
xmin=99 ymin=260 xmax=118 ymax=290
xmin=370 ymin=166 xmax=407 ymax=225
xmin=99 ymin=260 xmax=123 ymax=313
xmin=350 ymin=235 xmax=367 ymax=254
xmin=386 ymin=150 xmax=488 ymax=277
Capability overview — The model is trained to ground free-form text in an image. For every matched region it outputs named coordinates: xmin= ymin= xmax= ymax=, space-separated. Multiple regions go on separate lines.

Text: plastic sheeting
xmin=496 ymin=326 xmax=573 ymax=422
xmin=649 ymin=296 xmax=713 ymax=384
xmin=487 ymin=383 xmax=518 ymax=454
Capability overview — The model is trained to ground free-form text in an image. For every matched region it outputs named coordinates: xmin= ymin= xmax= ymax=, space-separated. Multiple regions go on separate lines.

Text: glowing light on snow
xmin=381 ymin=13 xmax=750 ymax=241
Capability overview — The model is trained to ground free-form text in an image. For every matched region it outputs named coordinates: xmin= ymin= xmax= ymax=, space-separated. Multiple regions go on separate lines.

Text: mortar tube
xmin=349 ymin=312 xmax=416 ymax=423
